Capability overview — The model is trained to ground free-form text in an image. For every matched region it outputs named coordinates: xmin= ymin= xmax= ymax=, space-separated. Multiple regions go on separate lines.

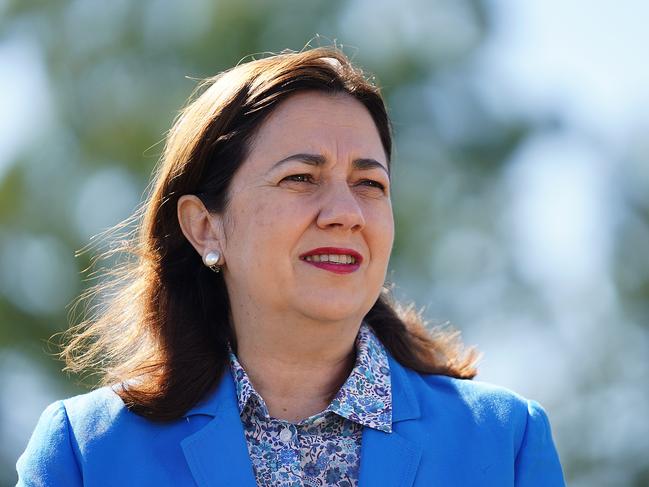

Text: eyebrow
xmin=271 ymin=153 xmax=390 ymax=178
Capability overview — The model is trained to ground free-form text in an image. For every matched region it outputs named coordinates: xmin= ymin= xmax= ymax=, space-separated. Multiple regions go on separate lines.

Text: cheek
xmin=226 ymin=199 xmax=305 ymax=267
xmin=368 ymin=207 xmax=395 ymax=255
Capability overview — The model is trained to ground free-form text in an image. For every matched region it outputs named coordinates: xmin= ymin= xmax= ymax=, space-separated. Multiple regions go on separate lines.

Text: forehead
xmin=247 ymin=91 xmax=387 ymax=168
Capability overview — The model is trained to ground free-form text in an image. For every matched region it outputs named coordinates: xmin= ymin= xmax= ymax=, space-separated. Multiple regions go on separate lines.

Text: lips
xmin=299 ymin=247 xmax=363 ymax=274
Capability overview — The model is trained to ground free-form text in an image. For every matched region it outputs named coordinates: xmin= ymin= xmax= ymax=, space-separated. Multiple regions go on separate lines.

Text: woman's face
xmin=218 ymin=91 xmax=394 ymax=324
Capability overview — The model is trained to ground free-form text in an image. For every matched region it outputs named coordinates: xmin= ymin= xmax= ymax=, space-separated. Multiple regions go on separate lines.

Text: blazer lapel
xmin=358 ymin=355 xmax=423 ymax=487
xmin=181 ymin=372 xmax=257 ymax=487
xmin=180 ymin=355 xmax=424 ymax=487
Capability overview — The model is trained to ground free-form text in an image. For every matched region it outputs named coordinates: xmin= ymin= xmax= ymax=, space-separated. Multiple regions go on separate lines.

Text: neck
xmin=230 ymin=309 xmax=361 ymax=423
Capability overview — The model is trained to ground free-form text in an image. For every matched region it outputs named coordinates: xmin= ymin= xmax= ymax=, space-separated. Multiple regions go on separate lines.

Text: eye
xmin=357 ymin=179 xmax=386 ymax=191
xmin=281 ymin=174 xmax=315 ymax=184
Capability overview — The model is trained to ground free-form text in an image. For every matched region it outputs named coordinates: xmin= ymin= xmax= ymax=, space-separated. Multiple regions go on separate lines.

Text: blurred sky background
xmin=1 ymin=0 xmax=649 ymax=485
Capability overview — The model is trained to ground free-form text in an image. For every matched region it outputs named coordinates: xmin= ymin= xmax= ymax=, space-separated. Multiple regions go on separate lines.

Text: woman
xmin=17 ymin=47 xmax=565 ymax=486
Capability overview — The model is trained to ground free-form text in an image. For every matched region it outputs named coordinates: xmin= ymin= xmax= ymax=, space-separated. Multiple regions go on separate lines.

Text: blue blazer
xmin=17 ymin=354 xmax=565 ymax=486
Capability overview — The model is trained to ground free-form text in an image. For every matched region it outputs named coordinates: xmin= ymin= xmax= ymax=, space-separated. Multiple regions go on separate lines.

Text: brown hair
xmin=62 ymin=47 xmax=478 ymax=421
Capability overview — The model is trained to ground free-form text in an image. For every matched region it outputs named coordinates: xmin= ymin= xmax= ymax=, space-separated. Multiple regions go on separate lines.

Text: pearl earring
xmin=203 ymin=250 xmax=222 ymax=273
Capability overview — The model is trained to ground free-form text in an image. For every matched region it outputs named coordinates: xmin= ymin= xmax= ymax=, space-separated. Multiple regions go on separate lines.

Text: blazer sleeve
xmin=16 ymin=400 xmax=83 ymax=487
xmin=514 ymin=399 xmax=566 ymax=487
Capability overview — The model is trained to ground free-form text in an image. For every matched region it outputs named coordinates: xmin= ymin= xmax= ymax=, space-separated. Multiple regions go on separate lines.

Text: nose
xmin=316 ymin=181 xmax=366 ymax=232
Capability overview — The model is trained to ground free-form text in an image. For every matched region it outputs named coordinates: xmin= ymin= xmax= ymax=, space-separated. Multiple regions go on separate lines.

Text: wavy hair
xmin=62 ymin=46 xmax=479 ymax=421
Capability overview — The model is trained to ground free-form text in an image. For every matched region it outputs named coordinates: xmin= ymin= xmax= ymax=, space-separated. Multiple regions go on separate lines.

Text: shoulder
xmin=380 ymin=361 xmax=566 ymax=484
xmin=397 ymin=365 xmax=556 ymax=446
xmin=60 ymin=385 xmax=131 ymax=432
xmin=416 ymin=373 xmax=534 ymax=423
xmin=25 ymin=385 xmax=128 ymax=434
xmin=55 ymin=385 xmax=187 ymax=449
xmin=406 ymin=370 xmax=562 ymax=470
xmin=20 ymin=385 xmax=152 ymax=461
xmin=16 ymin=387 xmax=126 ymax=486
xmin=17 ymin=386 xmax=202 ymax=485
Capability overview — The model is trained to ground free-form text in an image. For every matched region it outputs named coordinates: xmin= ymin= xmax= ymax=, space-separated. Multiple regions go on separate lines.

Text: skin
xmin=177 ymin=91 xmax=394 ymax=422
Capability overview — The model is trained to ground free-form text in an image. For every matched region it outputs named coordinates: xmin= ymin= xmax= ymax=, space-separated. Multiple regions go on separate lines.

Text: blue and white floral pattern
xmin=228 ymin=323 xmax=392 ymax=487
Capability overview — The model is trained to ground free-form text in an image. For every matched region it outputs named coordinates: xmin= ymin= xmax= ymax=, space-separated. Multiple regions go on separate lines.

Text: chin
xmin=296 ymin=295 xmax=374 ymax=324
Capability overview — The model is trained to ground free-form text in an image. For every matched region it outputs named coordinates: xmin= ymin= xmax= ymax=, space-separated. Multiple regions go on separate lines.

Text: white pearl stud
xmin=203 ymin=250 xmax=222 ymax=272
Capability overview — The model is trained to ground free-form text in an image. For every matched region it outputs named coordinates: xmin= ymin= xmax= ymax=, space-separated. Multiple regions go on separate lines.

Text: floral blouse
xmin=227 ymin=323 xmax=392 ymax=487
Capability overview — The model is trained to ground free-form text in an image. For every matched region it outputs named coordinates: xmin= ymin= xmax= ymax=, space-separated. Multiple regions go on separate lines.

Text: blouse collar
xmin=227 ymin=322 xmax=393 ymax=433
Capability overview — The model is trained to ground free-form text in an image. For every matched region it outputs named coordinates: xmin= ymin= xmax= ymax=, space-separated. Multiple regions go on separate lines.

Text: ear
xmin=177 ymin=195 xmax=225 ymax=259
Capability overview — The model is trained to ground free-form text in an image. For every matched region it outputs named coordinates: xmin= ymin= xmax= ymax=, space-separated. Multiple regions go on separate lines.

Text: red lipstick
xmin=299 ymin=247 xmax=363 ymax=274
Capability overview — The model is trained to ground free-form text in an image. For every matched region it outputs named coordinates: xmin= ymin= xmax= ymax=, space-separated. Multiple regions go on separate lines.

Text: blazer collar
xmin=181 ymin=351 xmax=424 ymax=487
xmin=181 ymin=370 xmax=257 ymax=487
xmin=357 ymin=354 xmax=423 ymax=487
xmin=388 ymin=352 xmax=421 ymax=423
xmin=182 ymin=368 xmax=233 ymax=418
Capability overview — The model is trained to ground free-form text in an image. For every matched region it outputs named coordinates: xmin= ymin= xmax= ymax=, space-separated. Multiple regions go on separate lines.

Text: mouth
xmin=299 ymin=247 xmax=363 ymax=274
